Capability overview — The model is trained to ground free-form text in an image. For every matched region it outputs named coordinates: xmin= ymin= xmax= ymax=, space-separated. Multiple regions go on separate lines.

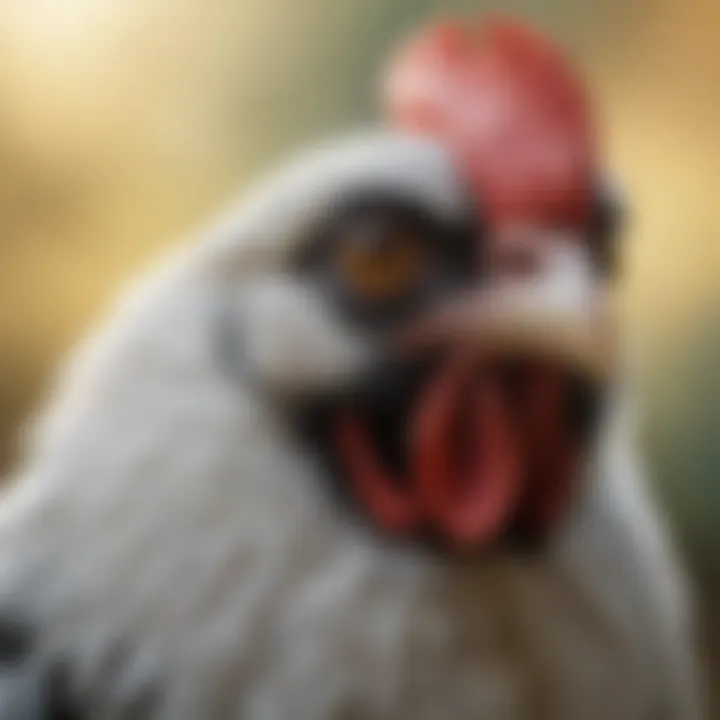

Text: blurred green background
xmin=0 ymin=0 xmax=717 ymax=699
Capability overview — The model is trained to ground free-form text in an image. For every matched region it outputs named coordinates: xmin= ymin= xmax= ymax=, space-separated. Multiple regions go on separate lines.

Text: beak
xmin=399 ymin=253 xmax=618 ymax=380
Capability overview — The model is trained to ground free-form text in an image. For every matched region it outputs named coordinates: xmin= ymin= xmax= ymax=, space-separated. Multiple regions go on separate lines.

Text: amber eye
xmin=335 ymin=220 xmax=430 ymax=304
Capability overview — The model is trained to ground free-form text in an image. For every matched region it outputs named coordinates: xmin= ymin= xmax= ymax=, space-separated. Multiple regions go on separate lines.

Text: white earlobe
xmin=216 ymin=276 xmax=373 ymax=399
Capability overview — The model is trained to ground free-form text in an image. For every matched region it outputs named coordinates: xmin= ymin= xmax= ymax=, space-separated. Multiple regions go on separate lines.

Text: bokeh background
xmin=0 ymin=0 xmax=717 ymax=708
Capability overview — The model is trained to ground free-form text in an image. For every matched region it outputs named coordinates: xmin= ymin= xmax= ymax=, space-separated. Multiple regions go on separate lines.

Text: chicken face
xmin=225 ymin=17 xmax=624 ymax=553
xmin=220 ymin=131 xmax=621 ymax=554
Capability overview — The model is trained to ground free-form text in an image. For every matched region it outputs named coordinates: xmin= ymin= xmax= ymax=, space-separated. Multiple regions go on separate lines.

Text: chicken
xmin=0 ymin=15 xmax=703 ymax=720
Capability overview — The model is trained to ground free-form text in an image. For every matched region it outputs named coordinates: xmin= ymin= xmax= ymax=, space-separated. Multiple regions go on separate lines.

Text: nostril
xmin=486 ymin=224 xmax=544 ymax=281
xmin=489 ymin=235 xmax=542 ymax=280
xmin=497 ymin=248 xmax=540 ymax=279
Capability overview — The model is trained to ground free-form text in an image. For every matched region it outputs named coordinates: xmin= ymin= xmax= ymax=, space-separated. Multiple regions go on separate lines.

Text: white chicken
xmin=0 ymin=15 xmax=703 ymax=720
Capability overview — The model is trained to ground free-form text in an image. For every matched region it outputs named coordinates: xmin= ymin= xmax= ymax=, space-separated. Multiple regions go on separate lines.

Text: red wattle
xmin=333 ymin=416 xmax=421 ymax=535
xmin=412 ymin=355 xmax=523 ymax=547
xmin=330 ymin=356 xmax=581 ymax=548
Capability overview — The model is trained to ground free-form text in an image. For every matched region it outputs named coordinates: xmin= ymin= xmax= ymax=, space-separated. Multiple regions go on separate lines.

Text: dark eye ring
xmin=295 ymin=195 xmax=478 ymax=327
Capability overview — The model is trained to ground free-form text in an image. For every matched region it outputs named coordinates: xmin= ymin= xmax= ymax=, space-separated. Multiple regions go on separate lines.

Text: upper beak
xmin=398 ymin=262 xmax=618 ymax=380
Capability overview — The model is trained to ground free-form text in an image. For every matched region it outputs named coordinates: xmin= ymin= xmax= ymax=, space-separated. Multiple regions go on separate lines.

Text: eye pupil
xmin=337 ymin=220 xmax=428 ymax=302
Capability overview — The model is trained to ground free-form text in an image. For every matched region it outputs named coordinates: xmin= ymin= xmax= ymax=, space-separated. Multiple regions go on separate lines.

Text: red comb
xmin=385 ymin=15 xmax=598 ymax=229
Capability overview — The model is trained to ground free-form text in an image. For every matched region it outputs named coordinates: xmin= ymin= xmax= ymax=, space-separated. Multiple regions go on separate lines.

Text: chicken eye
xmin=334 ymin=220 xmax=429 ymax=304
